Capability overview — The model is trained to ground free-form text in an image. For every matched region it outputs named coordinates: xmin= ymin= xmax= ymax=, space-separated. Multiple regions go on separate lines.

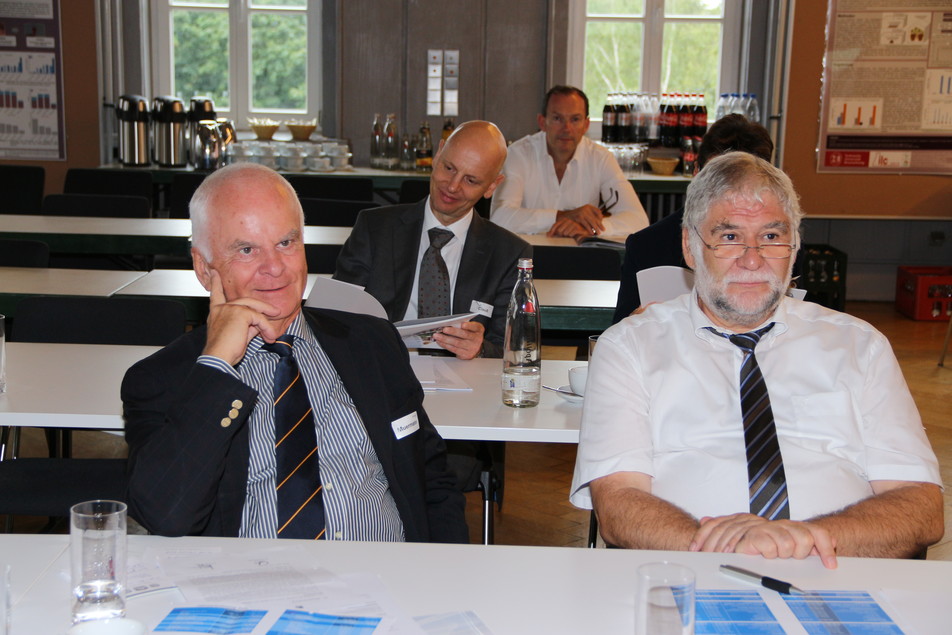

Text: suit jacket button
xmin=220 ymin=417 xmax=232 ymax=428
xmin=228 ymin=408 xmax=240 ymax=418
xmin=232 ymin=399 xmax=243 ymax=409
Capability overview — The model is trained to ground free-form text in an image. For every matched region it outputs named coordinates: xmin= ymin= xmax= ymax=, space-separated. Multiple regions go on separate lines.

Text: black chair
xmin=446 ymin=440 xmax=504 ymax=545
xmin=532 ymin=246 xmax=622 ymax=280
xmin=398 ymin=179 xmax=429 ymax=204
xmin=169 ymin=172 xmax=207 ymax=219
xmin=63 ymin=168 xmax=154 ymax=201
xmin=0 ymin=458 xmax=127 ymax=531
xmin=42 ymin=193 xmax=152 ymax=218
xmin=300 ymin=198 xmax=377 ymax=227
xmin=0 ymin=239 xmax=50 ymax=267
xmin=305 ymin=243 xmax=343 ymax=274
xmin=285 ymin=175 xmax=375 ymax=202
xmin=0 ymin=165 xmax=45 ymax=214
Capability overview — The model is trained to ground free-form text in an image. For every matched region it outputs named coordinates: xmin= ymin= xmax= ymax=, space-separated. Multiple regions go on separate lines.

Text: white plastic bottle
xmin=746 ymin=93 xmax=761 ymax=123
xmin=502 ymin=258 xmax=541 ymax=408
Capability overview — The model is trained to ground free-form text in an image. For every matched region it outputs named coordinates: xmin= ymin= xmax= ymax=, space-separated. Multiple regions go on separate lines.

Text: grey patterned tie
xmin=710 ymin=324 xmax=790 ymax=520
xmin=418 ymin=227 xmax=454 ymax=318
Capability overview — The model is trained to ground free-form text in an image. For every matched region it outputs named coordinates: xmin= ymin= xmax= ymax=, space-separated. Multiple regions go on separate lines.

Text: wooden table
xmin=0 ymin=267 xmax=148 ymax=318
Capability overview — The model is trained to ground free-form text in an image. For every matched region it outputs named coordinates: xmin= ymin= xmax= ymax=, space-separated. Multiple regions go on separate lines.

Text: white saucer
xmin=68 ymin=618 xmax=146 ymax=635
xmin=556 ymin=385 xmax=584 ymax=404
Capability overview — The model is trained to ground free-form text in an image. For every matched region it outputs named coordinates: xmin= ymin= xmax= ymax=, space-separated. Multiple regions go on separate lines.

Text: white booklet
xmin=304 ymin=277 xmax=476 ymax=349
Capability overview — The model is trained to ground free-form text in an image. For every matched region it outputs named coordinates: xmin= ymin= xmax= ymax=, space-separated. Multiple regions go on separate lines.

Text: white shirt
xmin=402 ymin=198 xmax=474 ymax=320
xmin=490 ymin=131 xmax=649 ymax=237
xmin=570 ymin=292 xmax=942 ymax=521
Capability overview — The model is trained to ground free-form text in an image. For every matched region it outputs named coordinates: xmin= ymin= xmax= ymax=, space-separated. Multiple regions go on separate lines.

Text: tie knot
xmin=727 ymin=323 xmax=775 ymax=353
xmin=263 ymin=334 xmax=295 ymax=357
xmin=428 ymin=227 xmax=454 ymax=250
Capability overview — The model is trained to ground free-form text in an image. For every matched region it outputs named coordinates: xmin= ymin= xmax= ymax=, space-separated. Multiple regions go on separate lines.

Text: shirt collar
xmin=690 ymin=289 xmax=789 ymax=345
xmin=423 ymin=196 xmax=474 ymax=241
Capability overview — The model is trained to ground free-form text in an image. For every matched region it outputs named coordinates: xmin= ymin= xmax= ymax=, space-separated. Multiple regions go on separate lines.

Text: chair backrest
xmin=169 ymin=172 xmax=207 ymax=219
xmin=299 ymin=197 xmax=377 ymax=227
xmin=11 ymin=296 xmax=187 ymax=346
xmin=41 ymin=193 xmax=152 ymax=218
xmin=532 ymin=246 xmax=622 ymax=281
xmin=398 ymin=179 xmax=429 ymax=204
xmin=285 ymin=175 xmax=375 ymax=201
xmin=0 ymin=239 xmax=50 ymax=267
xmin=0 ymin=165 xmax=45 ymax=214
xmin=305 ymin=244 xmax=343 ymax=274
xmin=63 ymin=168 xmax=154 ymax=201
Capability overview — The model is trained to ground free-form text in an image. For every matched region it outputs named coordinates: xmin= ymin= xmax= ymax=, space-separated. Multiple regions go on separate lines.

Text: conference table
xmin=0 ymin=342 xmax=583 ymax=443
xmin=113 ymin=269 xmax=618 ymax=331
xmin=0 ymin=267 xmax=147 ymax=318
xmin=8 ymin=534 xmax=950 ymax=634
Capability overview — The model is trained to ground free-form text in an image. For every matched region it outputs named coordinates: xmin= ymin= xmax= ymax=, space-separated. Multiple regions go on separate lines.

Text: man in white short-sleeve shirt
xmin=490 ymin=85 xmax=649 ymax=241
xmin=570 ymin=152 xmax=943 ymax=568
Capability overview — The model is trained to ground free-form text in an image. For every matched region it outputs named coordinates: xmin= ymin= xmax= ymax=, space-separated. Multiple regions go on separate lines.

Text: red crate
xmin=895 ymin=266 xmax=952 ymax=321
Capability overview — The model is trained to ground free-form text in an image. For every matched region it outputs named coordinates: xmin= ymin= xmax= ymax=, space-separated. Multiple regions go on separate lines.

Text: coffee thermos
xmin=193 ymin=119 xmax=224 ymax=171
xmin=187 ymin=97 xmax=216 ymax=165
xmin=151 ymin=96 xmax=187 ymax=167
xmin=116 ymin=95 xmax=150 ymax=167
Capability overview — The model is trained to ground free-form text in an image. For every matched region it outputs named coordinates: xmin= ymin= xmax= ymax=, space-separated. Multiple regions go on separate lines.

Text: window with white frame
xmin=567 ymin=0 xmax=742 ymax=118
xmin=151 ymin=0 xmax=321 ymax=125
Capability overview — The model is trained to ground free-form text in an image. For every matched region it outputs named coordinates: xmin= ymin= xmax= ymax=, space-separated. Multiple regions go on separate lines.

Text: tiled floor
xmin=7 ymin=302 xmax=952 ymax=560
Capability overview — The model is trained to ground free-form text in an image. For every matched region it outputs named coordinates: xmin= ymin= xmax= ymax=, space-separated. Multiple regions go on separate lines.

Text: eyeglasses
xmin=693 ymin=227 xmax=795 ymax=259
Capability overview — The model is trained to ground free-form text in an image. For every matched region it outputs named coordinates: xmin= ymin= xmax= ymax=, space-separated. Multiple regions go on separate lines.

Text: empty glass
xmin=636 ymin=562 xmax=695 ymax=635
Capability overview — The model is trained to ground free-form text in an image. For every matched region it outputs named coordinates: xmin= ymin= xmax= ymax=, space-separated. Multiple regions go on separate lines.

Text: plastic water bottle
xmin=502 ymin=258 xmax=541 ymax=408
xmin=715 ymin=93 xmax=729 ymax=120
xmin=730 ymin=93 xmax=746 ymax=115
xmin=746 ymin=93 xmax=761 ymax=123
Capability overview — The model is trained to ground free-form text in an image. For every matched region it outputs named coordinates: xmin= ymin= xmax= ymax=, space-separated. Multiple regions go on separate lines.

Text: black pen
xmin=719 ymin=564 xmax=805 ymax=595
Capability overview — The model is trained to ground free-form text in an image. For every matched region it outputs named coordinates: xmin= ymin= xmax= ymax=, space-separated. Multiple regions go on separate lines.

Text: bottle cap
xmin=518 ymin=258 xmax=533 ymax=269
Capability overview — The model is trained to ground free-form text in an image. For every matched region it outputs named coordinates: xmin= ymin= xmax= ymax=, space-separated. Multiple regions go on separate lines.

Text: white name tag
xmin=470 ymin=300 xmax=493 ymax=318
xmin=391 ymin=412 xmax=420 ymax=439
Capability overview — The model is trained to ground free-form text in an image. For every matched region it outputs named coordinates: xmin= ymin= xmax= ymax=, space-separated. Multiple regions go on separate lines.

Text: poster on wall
xmin=0 ymin=0 xmax=65 ymax=160
xmin=817 ymin=0 xmax=952 ymax=175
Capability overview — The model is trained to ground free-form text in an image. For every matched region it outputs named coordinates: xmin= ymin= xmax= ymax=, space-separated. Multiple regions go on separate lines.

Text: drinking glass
xmin=635 ymin=562 xmax=695 ymax=635
xmin=1 ymin=564 xmax=10 ymax=635
xmin=70 ymin=501 xmax=128 ymax=624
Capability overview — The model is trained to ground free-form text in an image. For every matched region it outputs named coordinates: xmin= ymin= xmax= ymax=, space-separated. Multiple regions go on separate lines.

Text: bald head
xmin=428 ymin=120 xmax=508 ymax=225
xmin=189 ymin=163 xmax=303 ymax=261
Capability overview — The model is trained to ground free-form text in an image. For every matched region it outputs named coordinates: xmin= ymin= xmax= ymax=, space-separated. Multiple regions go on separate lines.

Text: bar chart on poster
xmin=0 ymin=0 xmax=65 ymax=160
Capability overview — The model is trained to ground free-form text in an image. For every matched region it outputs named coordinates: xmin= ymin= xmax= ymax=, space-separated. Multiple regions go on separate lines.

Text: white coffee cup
xmin=568 ymin=366 xmax=588 ymax=396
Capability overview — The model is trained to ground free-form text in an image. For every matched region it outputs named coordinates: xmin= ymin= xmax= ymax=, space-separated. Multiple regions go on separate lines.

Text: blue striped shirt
xmin=198 ymin=313 xmax=405 ymax=541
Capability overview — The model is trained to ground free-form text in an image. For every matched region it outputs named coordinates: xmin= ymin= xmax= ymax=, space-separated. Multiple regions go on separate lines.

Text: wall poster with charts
xmin=817 ymin=0 xmax=952 ymax=175
xmin=0 ymin=0 xmax=65 ymax=160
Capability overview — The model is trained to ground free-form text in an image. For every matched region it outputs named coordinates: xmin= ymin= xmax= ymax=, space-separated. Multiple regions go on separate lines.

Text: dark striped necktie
xmin=418 ymin=227 xmax=454 ymax=318
xmin=264 ymin=335 xmax=326 ymax=539
xmin=710 ymin=324 xmax=790 ymax=520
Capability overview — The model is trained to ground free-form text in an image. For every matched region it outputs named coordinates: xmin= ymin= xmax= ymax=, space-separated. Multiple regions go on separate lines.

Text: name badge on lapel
xmin=470 ymin=300 xmax=493 ymax=318
xmin=391 ymin=412 xmax=420 ymax=439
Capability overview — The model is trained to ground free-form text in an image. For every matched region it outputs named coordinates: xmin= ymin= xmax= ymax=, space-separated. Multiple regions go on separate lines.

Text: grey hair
xmin=189 ymin=163 xmax=304 ymax=261
xmin=682 ymin=152 xmax=803 ymax=256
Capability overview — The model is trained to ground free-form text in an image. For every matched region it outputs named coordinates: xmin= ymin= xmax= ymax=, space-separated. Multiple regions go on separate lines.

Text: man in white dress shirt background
xmin=570 ymin=152 xmax=943 ymax=568
xmin=490 ymin=85 xmax=649 ymax=241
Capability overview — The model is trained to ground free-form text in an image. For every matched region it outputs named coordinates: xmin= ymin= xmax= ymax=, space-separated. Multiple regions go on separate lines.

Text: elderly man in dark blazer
xmin=123 ymin=163 xmax=467 ymax=542
xmin=334 ymin=121 xmax=531 ymax=359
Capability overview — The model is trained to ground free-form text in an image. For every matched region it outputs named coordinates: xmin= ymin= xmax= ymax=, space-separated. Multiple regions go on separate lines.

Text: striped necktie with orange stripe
xmin=264 ymin=334 xmax=326 ymax=539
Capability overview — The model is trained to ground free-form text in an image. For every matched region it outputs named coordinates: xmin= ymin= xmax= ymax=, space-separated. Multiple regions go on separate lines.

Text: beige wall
xmin=783 ymin=2 xmax=951 ymax=219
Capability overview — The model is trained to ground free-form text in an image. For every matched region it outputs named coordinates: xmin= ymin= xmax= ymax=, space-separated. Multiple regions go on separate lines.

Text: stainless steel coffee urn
xmin=193 ymin=120 xmax=224 ymax=171
xmin=187 ymin=97 xmax=216 ymax=166
xmin=151 ymin=96 xmax=187 ymax=167
xmin=116 ymin=95 xmax=150 ymax=167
